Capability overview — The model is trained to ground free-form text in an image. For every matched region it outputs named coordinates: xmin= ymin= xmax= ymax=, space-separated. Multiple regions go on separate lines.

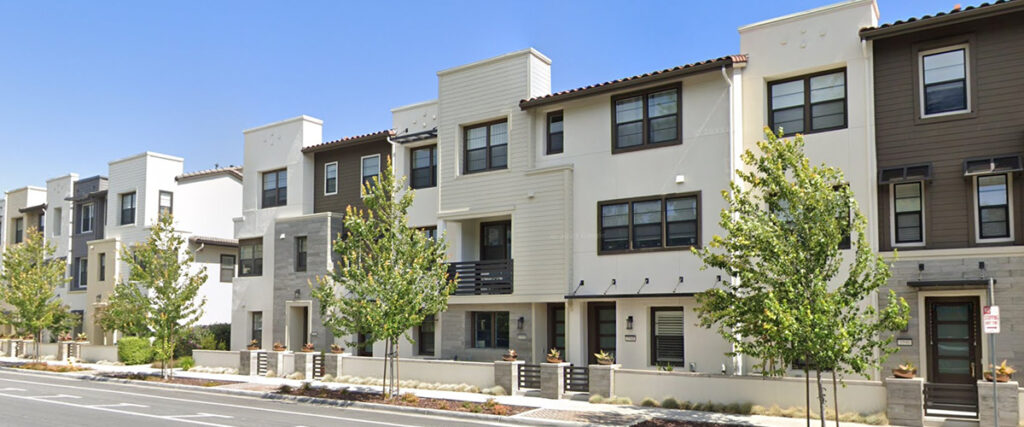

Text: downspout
xmin=862 ymin=37 xmax=883 ymax=381
xmin=720 ymin=63 xmax=745 ymax=376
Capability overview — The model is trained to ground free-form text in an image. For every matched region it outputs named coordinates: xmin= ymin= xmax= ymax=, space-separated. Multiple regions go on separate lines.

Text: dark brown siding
xmin=313 ymin=139 xmax=392 ymax=214
xmin=873 ymin=11 xmax=1024 ymax=251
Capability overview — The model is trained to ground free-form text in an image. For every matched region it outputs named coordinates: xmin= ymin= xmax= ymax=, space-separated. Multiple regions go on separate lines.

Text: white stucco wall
xmin=45 ymin=174 xmax=81 ymax=311
xmin=392 ymin=100 xmax=440 ymax=230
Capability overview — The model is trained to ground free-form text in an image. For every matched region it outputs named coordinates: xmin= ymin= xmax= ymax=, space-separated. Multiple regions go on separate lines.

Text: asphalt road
xmin=0 ymin=369 xmax=515 ymax=427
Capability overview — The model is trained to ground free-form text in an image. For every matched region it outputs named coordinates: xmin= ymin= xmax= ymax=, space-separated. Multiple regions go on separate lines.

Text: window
xmin=464 ymin=120 xmax=508 ymax=173
xmin=120 ymin=192 xmax=136 ymax=225
xmin=612 ymin=85 xmax=680 ymax=152
xmin=419 ymin=226 xmax=437 ymax=241
xmin=977 ymin=174 xmax=1010 ymax=240
xmin=418 ymin=314 xmax=435 ymax=356
xmin=295 ymin=236 xmax=307 ymax=272
xmin=158 ymin=191 xmax=173 ymax=217
xmin=361 ymin=154 xmax=381 ymax=190
xmin=921 ymin=46 xmax=968 ymax=117
xmin=53 ymin=208 xmax=61 ymax=236
xmin=546 ymin=111 xmax=563 ymax=154
xmin=410 ymin=146 xmax=437 ymax=189
xmin=599 ymin=194 xmax=698 ymax=253
xmin=38 ymin=212 xmax=44 ymax=233
xmin=471 ymin=311 xmax=509 ymax=349
xmin=220 ymin=254 xmax=236 ymax=283
xmin=262 ymin=169 xmax=287 ymax=208
xmin=651 ymin=307 xmax=684 ymax=366
xmin=74 ymin=257 xmax=88 ymax=290
xmin=324 ymin=162 xmax=338 ymax=195
xmin=251 ymin=312 xmax=262 ymax=346
xmin=13 ymin=218 xmax=23 ymax=244
xmin=239 ymin=238 xmax=263 ymax=277
xmin=768 ymin=69 xmax=846 ymax=136
xmin=893 ymin=182 xmax=924 ymax=244
xmin=79 ymin=203 xmax=94 ymax=234
xmin=98 ymin=253 xmax=106 ymax=282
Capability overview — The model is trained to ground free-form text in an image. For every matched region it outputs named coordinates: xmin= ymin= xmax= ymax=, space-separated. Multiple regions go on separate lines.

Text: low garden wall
xmin=79 ymin=344 xmax=119 ymax=363
xmin=193 ymin=350 xmax=239 ymax=369
xmin=613 ymin=369 xmax=886 ymax=414
xmin=22 ymin=342 xmax=59 ymax=358
xmin=340 ymin=356 xmax=495 ymax=388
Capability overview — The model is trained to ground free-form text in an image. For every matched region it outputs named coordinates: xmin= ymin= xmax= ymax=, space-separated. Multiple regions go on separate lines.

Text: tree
xmin=96 ymin=279 xmax=151 ymax=338
xmin=313 ymin=156 xmax=455 ymax=397
xmin=0 ymin=228 xmax=71 ymax=360
xmin=111 ymin=214 xmax=206 ymax=378
xmin=693 ymin=128 xmax=909 ymax=426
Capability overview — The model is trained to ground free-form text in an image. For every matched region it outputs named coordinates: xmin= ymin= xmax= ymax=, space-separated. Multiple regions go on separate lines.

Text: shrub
xmin=400 ymin=393 xmax=419 ymax=404
xmin=483 ymin=398 xmax=498 ymax=410
xmin=660 ymin=397 xmax=681 ymax=409
xmin=461 ymin=402 xmax=482 ymax=413
xmin=491 ymin=405 xmax=510 ymax=416
xmin=117 ymin=337 xmax=154 ymax=365
xmin=589 ymin=394 xmax=605 ymax=404
xmin=278 ymin=384 xmax=292 ymax=394
xmin=177 ymin=356 xmax=194 ymax=371
xmin=612 ymin=396 xmax=632 ymax=405
xmin=437 ymin=400 xmax=451 ymax=410
xmin=640 ymin=397 xmax=660 ymax=407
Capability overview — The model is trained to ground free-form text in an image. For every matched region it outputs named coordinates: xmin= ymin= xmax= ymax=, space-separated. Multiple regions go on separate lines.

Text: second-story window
xmin=769 ymin=69 xmax=846 ymax=136
xmin=921 ymin=46 xmax=968 ymax=117
xmin=38 ymin=212 xmax=44 ymax=233
xmin=464 ymin=120 xmax=508 ymax=173
xmin=599 ymin=194 xmax=699 ymax=254
xmin=239 ymin=238 xmax=263 ymax=276
xmin=361 ymin=154 xmax=381 ymax=190
xmin=893 ymin=182 xmax=924 ymax=244
xmin=120 ymin=192 xmax=136 ymax=225
xmin=324 ymin=162 xmax=338 ymax=195
xmin=612 ymin=85 xmax=680 ymax=152
xmin=79 ymin=203 xmax=94 ymax=234
xmin=977 ymin=174 xmax=1010 ymax=241
xmin=77 ymin=257 xmax=88 ymax=289
xmin=14 ymin=218 xmax=23 ymax=244
xmin=220 ymin=254 xmax=236 ymax=282
xmin=98 ymin=253 xmax=106 ymax=282
xmin=158 ymin=191 xmax=173 ymax=217
xmin=295 ymin=236 xmax=307 ymax=272
xmin=410 ymin=146 xmax=437 ymax=189
xmin=546 ymin=111 xmax=563 ymax=154
xmin=262 ymin=169 xmax=287 ymax=208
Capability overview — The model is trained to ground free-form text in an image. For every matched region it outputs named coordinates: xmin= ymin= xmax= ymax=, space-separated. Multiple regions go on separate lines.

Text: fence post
xmin=494 ymin=360 xmax=523 ymax=395
xmin=885 ymin=377 xmax=924 ymax=427
xmin=293 ymin=352 xmax=314 ymax=379
xmin=589 ymin=363 xmax=619 ymax=397
xmin=540 ymin=362 xmax=569 ymax=399
xmin=324 ymin=352 xmax=346 ymax=378
xmin=239 ymin=350 xmax=260 ymax=376
xmin=266 ymin=350 xmax=288 ymax=377
xmin=979 ymin=380 xmax=1019 ymax=427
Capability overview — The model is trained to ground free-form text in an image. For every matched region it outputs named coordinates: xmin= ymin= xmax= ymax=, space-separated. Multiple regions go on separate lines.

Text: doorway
xmin=480 ymin=221 xmax=511 ymax=260
xmin=588 ymin=302 xmax=616 ymax=364
xmin=924 ymin=296 xmax=980 ymax=417
xmin=288 ymin=305 xmax=309 ymax=352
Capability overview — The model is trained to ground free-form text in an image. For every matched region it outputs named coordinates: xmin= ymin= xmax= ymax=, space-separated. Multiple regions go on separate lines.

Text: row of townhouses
xmin=1 ymin=0 xmax=1021 ymax=418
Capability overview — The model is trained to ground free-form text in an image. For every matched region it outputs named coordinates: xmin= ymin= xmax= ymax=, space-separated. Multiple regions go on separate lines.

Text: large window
xmin=977 ymin=174 xmax=1010 ymax=240
xmin=239 ymin=238 xmax=263 ymax=277
xmin=158 ymin=191 xmax=173 ymax=217
xmin=410 ymin=146 xmax=437 ymax=189
xmin=262 ymin=169 xmax=287 ymax=208
xmin=769 ymin=69 xmax=846 ymax=136
xmin=546 ymin=111 xmax=563 ymax=155
xmin=894 ymin=182 xmax=924 ymax=244
xmin=418 ymin=314 xmax=435 ymax=356
xmin=612 ymin=85 xmax=680 ymax=152
xmin=295 ymin=236 xmax=307 ymax=272
xmin=79 ymin=203 xmax=94 ymax=234
xmin=13 ymin=218 xmax=23 ymax=244
xmin=599 ymin=194 xmax=698 ymax=254
xmin=220 ymin=254 xmax=236 ymax=283
xmin=471 ymin=311 xmax=509 ymax=349
xmin=464 ymin=120 xmax=508 ymax=173
xmin=74 ymin=257 xmax=88 ymax=290
xmin=921 ymin=46 xmax=968 ymax=117
xmin=98 ymin=253 xmax=106 ymax=282
xmin=361 ymin=154 xmax=381 ymax=190
xmin=324 ymin=162 xmax=338 ymax=195
xmin=251 ymin=311 xmax=263 ymax=346
xmin=120 ymin=192 xmax=136 ymax=225
xmin=651 ymin=307 xmax=684 ymax=366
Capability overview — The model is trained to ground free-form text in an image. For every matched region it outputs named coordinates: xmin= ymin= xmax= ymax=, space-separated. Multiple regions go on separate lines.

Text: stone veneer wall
xmin=439 ymin=303 xmax=534 ymax=362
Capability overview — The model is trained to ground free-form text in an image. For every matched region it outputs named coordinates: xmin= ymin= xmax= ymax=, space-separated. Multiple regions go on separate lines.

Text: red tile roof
xmin=861 ymin=0 xmax=1023 ymax=39
xmin=301 ymin=129 xmax=394 ymax=153
xmin=176 ymin=166 xmax=243 ymax=182
xmin=519 ymin=54 xmax=747 ymax=109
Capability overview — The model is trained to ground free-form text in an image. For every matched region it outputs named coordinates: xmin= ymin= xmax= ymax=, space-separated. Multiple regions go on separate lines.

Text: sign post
xmin=985 ymin=278 xmax=999 ymax=427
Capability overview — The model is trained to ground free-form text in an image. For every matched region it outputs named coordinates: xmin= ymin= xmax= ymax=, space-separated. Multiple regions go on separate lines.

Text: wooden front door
xmin=480 ymin=221 xmax=511 ymax=261
xmin=588 ymin=302 xmax=616 ymax=364
xmin=926 ymin=297 xmax=981 ymax=384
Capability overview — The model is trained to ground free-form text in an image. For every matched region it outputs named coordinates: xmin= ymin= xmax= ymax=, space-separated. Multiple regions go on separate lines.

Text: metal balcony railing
xmin=447 ymin=259 xmax=513 ymax=295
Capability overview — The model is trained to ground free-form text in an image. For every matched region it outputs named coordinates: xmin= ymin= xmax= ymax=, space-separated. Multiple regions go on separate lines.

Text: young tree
xmin=96 ymin=279 xmax=151 ymax=338
xmin=113 ymin=214 xmax=206 ymax=378
xmin=313 ymin=156 xmax=455 ymax=397
xmin=0 ymin=228 xmax=71 ymax=360
xmin=693 ymin=128 xmax=909 ymax=426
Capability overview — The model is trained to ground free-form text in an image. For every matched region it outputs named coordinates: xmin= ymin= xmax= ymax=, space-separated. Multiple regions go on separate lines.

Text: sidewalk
xmin=0 ymin=356 xmax=884 ymax=426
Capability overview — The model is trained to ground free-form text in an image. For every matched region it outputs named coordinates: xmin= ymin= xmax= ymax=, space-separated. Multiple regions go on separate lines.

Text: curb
xmin=0 ymin=366 xmax=588 ymax=426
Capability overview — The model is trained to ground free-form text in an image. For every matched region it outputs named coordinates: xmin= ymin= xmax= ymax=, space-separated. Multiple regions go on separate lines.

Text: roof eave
xmin=860 ymin=1 xmax=1024 ymax=40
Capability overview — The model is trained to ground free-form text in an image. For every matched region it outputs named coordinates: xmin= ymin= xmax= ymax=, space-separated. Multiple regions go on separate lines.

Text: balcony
xmin=447 ymin=259 xmax=513 ymax=295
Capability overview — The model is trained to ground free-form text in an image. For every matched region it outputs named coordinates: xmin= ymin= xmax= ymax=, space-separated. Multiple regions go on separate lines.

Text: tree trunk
xmin=832 ymin=370 xmax=839 ymax=427
xmin=394 ymin=338 xmax=401 ymax=396
xmin=805 ymin=367 xmax=811 ymax=427
xmin=816 ymin=369 xmax=826 ymax=427
xmin=382 ymin=339 xmax=389 ymax=397
xmin=35 ymin=331 xmax=41 ymax=362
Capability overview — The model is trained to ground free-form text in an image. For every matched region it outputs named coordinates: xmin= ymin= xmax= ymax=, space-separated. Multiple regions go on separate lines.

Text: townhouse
xmin=862 ymin=0 xmax=1024 ymax=418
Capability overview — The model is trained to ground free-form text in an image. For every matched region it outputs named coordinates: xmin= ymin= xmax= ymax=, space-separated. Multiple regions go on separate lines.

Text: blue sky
xmin=0 ymin=0 xmax=948 ymax=192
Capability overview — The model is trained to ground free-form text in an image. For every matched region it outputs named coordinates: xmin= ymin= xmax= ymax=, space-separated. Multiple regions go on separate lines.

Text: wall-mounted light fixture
xmin=572 ymin=280 xmax=584 ymax=295
xmin=294 ymin=289 xmax=301 ymax=299
xmin=517 ymin=316 xmax=524 ymax=330
xmin=96 ymin=294 xmax=102 ymax=303
xmin=672 ymin=276 xmax=684 ymax=293
xmin=603 ymin=278 xmax=616 ymax=295
xmin=626 ymin=315 xmax=634 ymax=330
xmin=636 ymin=277 xmax=649 ymax=294
xmin=979 ymin=261 xmax=986 ymax=270
xmin=918 ymin=263 xmax=925 ymax=272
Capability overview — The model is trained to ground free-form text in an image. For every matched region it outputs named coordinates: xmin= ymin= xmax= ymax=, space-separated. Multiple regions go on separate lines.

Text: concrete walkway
xmin=0 ymin=356 xmax=885 ymax=426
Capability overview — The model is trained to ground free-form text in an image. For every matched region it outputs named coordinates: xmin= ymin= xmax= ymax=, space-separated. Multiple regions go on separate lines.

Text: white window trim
xmin=77 ymin=257 xmax=88 ymax=287
xmin=119 ymin=191 xmax=138 ymax=227
xmin=324 ymin=161 xmax=338 ymax=196
xmin=889 ymin=182 xmax=926 ymax=248
xmin=80 ymin=203 xmax=94 ymax=234
xmin=974 ymin=174 xmax=1014 ymax=244
xmin=919 ymin=43 xmax=971 ymax=119
xmin=360 ymin=154 xmax=381 ymax=198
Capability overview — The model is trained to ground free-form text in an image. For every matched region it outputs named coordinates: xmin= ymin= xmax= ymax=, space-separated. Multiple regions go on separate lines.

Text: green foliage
xmin=0 ymin=228 xmax=72 ymax=359
xmin=660 ymin=397 xmax=681 ymax=409
xmin=640 ymin=397 xmax=660 ymax=407
xmin=97 ymin=278 xmax=151 ymax=338
xmin=117 ymin=336 xmax=155 ymax=365
xmin=177 ymin=356 xmax=194 ymax=371
xmin=312 ymin=156 xmax=455 ymax=397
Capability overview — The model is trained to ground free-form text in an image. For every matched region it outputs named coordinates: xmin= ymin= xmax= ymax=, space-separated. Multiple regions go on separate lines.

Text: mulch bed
xmin=99 ymin=372 xmax=239 ymax=387
xmin=277 ymin=384 xmax=533 ymax=416
xmin=8 ymin=362 xmax=88 ymax=373
xmin=635 ymin=420 xmax=748 ymax=427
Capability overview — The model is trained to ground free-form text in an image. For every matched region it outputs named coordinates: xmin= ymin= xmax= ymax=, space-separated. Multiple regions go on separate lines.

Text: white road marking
xmin=0 ymin=391 xmax=232 ymax=427
xmin=0 ymin=387 xmax=25 ymax=391
xmin=91 ymin=403 xmax=149 ymax=408
xmin=168 ymin=413 xmax=234 ymax=419
xmin=30 ymin=394 xmax=80 ymax=399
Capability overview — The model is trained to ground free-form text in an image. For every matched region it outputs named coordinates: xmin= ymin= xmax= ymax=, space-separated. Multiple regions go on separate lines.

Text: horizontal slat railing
xmin=924 ymin=383 xmax=977 ymax=417
xmin=447 ymin=259 xmax=513 ymax=296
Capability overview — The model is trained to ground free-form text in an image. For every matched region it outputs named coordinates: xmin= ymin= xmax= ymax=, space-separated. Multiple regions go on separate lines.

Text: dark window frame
xmin=158 ymin=191 xmax=173 ymax=217
xmin=893 ymin=182 xmax=924 ymax=244
xmin=76 ymin=257 xmax=88 ymax=290
xmin=410 ymin=145 xmax=437 ymax=189
xmin=546 ymin=111 xmax=564 ymax=155
xmin=120 ymin=192 xmax=137 ymax=226
xmin=324 ymin=161 xmax=338 ymax=196
xmin=261 ymin=169 xmax=288 ymax=208
xmin=38 ymin=212 xmax=44 ymax=233
xmin=650 ymin=306 xmax=685 ymax=366
xmin=295 ymin=236 xmax=307 ymax=272
xmin=470 ymin=311 xmax=509 ymax=349
xmin=976 ymin=174 xmax=1011 ymax=240
xmin=220 ymin=254 xmax=236 ymax=283
xmin=463 ymin=119 xmax=509 ymax=174
xmin=611 ymin=83 xmax=682 ymax=154
xmin=767 ymin=68 xmax=848 ymax=137
xmin=418 ymin=226 xmax=437 ymax=241
xmin=418 ymin=314 xmax=435 ymax=356
xmin=598 ymin=192 xmax=701 ymax=255
xmin=79 ymin=203 xmax=94 ymax=234
xmin=361 ymin=154 xmax=381 ymax=191
xmin=98 ymin=253 xmax=106 ymax=282
xmin=13 ymin=217 xmax=23 ymax=244
xmin=251 ymin=311 xmax=263 ymax=346
xmin=239 ymin=238 xmax=263 ymax=277
xmin=548 ymin=303 xmax=565 ymax=356
xmin=920 ymin=45 xmax=969 ymax=117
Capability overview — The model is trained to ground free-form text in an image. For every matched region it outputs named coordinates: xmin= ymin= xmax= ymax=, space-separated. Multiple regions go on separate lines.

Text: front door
xmin=588 ymin=302 xmax=616 ymax=364
xmin=924 ymin=297 xmax=981 ymax=416
xmin=548 ymin=304 xmax=566 ymax=356
xmin=480 ymin=221 xmax=511 ymax=260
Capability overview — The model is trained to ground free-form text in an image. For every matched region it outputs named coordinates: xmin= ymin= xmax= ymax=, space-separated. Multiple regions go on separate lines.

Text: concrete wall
xmin=341 ymin=356 xmax=495 ymax=388
xmin=192 ymin=350 xmax=240 ymax=369
xmin=79 ymin=344 xmax=119 ymax=363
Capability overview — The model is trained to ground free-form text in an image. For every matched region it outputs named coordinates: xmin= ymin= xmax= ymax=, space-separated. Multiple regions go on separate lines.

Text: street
xmin=0 ymin=369 xmax=515 ymax=427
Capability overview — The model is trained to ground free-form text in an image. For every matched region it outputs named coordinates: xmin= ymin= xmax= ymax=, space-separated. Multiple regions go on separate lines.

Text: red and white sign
xmin=983 ymin=305 xmax=1000 ymax=334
